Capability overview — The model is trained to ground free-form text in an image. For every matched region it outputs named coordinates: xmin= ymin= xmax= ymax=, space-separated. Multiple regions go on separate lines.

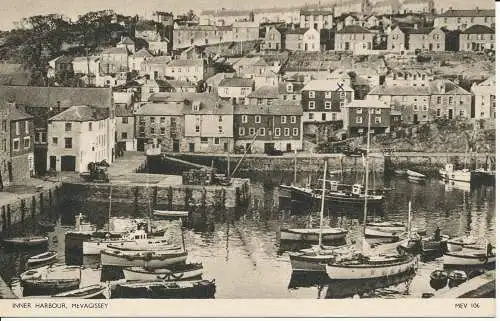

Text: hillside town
xmin=0 ymin=1 xmax=494 ymax=178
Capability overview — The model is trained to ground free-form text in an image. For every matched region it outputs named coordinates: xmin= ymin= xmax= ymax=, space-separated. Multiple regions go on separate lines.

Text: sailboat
xmin=288 ymin=160 xmax=351 ymax=272
xmin=325 ymin=107 xmax=418 ymax=284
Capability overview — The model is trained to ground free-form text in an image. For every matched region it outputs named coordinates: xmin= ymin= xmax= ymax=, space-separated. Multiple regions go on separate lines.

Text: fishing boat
xmin=443 ymin=250 xmax=495 ymax=268
xmin=288 ymin=160 xmax=351 ymax=272
xmin=100 ymin=249 xmax=188 ymax=269
xmin=447 ymin=235 xmax=481 ymax=252
xmin=2 ymin=236 xmax=48 ymax=247
xmin=83 ymin=229 xmax=166 ymax=255
xmin=429 ymin=270 xmax=448 ymax=290
xmin=279 ymin=227 xmax=347 ymax=243
xmin=107 ymin=240 xmax=180 ymax=252
xmin=27 ymin=251 xmax=57 ymax=267
xmin=53 ymin=284 xmax=107 ymax=299
xmin=366 ymin=221 xmax=406 ymax=231
xmin=123 ymin=263 xmax=204 ymax=281
xmin=364 ymin=228 xmax=403 ymax=243
xmin=112 ymin=279 xmax=216 ymax=299
xmin=407 ymin=170 xmax=426 ymax=182
xmin=153 ymin=210 xmax=189 ymax=219
xmin=20 ymin=264 xmax=81 ymax=296
xmin=321 ymin=182 xmax=384 ymax=206
xmin=325 ymin=109 xmax=417 ymax=286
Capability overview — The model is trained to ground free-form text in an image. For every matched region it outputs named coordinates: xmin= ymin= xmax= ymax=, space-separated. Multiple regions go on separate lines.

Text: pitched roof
xmin=337 ymin=25 xmax=373 ymax=34
xmin=0 ymin=86 xmax=112 ymax=109
xmin=166 ymin=80 xmax=196 ymax=88
xmin=3 ymin=102 xmax=33 ymax=120
xmin=462 ymin=25 xmax=495 ymax=34
xmin=300 ymin=9 xmax=333 ymax=15
xmin=119 ymin=36 xmax=135 ymax=45
xmin=234 ymin=102 xmax=303 ymax=115
xmin=406 ymin=27 xmax=435 ymax=34
xmin=302 ymin=79 xmax=354 ymax=92
xmin=49 ymin=105 xmax=109 ymax=122
xmin=135 ymin=102 xmax=185 ymax=116
xmin=148 ymin=92 xmax=233 ymax=114
xmin=102 ymin=47 xmax=129 ymax=55
xmin=286 ymin=27 xmax=310 ymax=35
xmin=72 ymin=56 xmax=100 ymax=63
xmin=368 ymin=85 xmax=431 ymax=96
xmin=247 ymin=86 xmax=280 ymax=99
xmin=115 ymin=104 xmax=133 ymax=117
xmin=147 ymin=56 xmax=172 ymax=64
xmin=133 ymin=48 xmax=154 ymax=58
xmin=278 ymin=82 xmax=304 ymax=94
xmin=429 ymin=80 xmax=470 ymax=95
xmin=168 ymin=59 xmax=204 ymax=67
xmin=439 ymin=9 xmax=495 ymax=17
xmin=219 ymin=77 xmax=254 ymax=87
xmin=471 ymin=76 xmax=495 ymax=94
xmin=346 ymin=99 xmax=390 ymax=108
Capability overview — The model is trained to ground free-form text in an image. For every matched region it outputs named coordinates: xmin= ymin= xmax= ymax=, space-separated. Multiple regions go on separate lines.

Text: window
xmin=325 ymin=91 xmax=331 ymax=98
xmin=200 ymin=137 xmax=208 ymax=144
xmin=274 ymin=128 xmax=281 ymax=136
xmin=340 ymin=92 xmax=346 ymax=99
xmin=150 ymin=127 xmax=155 ymax=134
xmin=218 ymin=126 xmax=223 ymax=134
xmin=437 ymin=109 xmax=441 ymax=117
xmin=284 ymin=128 xmax=290 ymax=136
xmin=255 ymin=115 xmax=261 ymax=123
xmin=340 ymin=101 xmax=345 ymax=108
xmin=292 ymin=128 xmax=299 ymax=136
xmin=37 ymin=132 xmax=47 ymax=143
xmin=22 ymin=136 xmax=30 ymax=148
xmin=375 ymin=117 xmax=381 ymax=124
xmin=64 ymin=123 xmax=71 ymax=132
xmin=422 ymin=105 xmax=428 ymax=111
xmin=121 ymin=132 xmax=128 ymax=139
xmin=150 ymin=117 xmax=155 ymax=123
xmin=214 ymin=138 xmax=220 ymax=144
xmin=160 ymin=127 xmax=166 ymax=135
xmin=257 ymin=98 xmax=263 ymax=105
xmin=459 ymin=110 xmax=465 ymax=117
xmin=52 ymin=137 xmax=58 ymax=144
xmin=64 ymin=138 xmax=72 ymax=149
xmin=218 ymin=116 xmax=223 ymax=122
xmin=448 ymin=97 xmax=452 ymax=104
xmin=356 ymin=116 xmax=363 ymax=124
xmin=259 ymin=128 xmax=265 ymax=136
xmin=308 ymin=91 xmax=315 ymax=98
xmin=308 ymin=113 xmax=314 ymax=120
xmin=88 ymin=122 xmax=93 ymax=131
xmin=195 ymin=125 xmax=200 ymax=133
xmin=437 ymin=96 xmax=441 ymax=104
xmin=413 ymin=105 xmax=418 ymax=111
xmin=356 ymin=108 xmax=363 ymax=114
xmin=242 ymin=115 xmax=249 ymax=124
xmin=239 ymin=127 xmax=245 ymax=136
xmin=291 ymin=116 xmax=296 ymax=124
xmin=324 ymin=101 xmax=332 ymax=109
xmin=267 ymin=99 xmax=272 ymax=105
xmin=281 ymin=116 xmax=286 ymax=123
xmin=25 ymin=120 xmax=29 ymax=134
xmin=375 ymin=108 xmax=381 ymax=114
xmin=160 ymin=117 xmax=166 ymax=123
xmin=13 ymin=138 xmax=19 ymax=151
xmin=249 ymin=127 xmax=255 ymax=135
xmin=308 ymin=101 xmax=316 ymax=109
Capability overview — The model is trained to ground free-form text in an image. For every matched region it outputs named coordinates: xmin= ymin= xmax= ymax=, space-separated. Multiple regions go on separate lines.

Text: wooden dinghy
xmin=153 ymin=210 xmax=189 ymax=218
xmin=2 ymin=236 xmax=48 ymax=247
xmin=443 ymin=250 xmax=495 ymax=267
xmin=20 ymin=264 xmax=81 ymax=296
xmin=123 ymin=263 xmax=203 ymax=281
xmin=279 ymin=228 xmax=347 ymax=243
xmin=100 ymin=249 xmax=188 ymax=269
xmin=112 ymin=279 xmax=216 ymax=299
xmin=27 ymin=251 xmax=57 ymax=267
xmin=53 ymin=284 xmax=107 ymax=299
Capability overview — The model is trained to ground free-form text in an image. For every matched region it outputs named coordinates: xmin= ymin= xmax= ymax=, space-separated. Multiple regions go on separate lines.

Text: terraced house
xmin=299 ymin=9 xmax=334 ymax=30
xmin=218 ymin=77 xmax=254 ymax=104
xmin=429 ymin=79 xmax=472 ymax=120
xmin=434 ymin=9 xmax=495 ymax=31
xmin=459 ymin=25 xmax=495 ymax=52
xmin=234 ymin=103 xmax=303 ymax=153
xmin=334 ymin=25 xmax=375 ymax=51
xmin=471 ymin=76 xmax=496 ymax=119
xmin=407 ymin=27 xmax=445 ymax=52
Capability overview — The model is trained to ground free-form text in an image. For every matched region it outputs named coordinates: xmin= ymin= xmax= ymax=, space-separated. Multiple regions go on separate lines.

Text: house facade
xmin=429 ymin=79 xmax=472 ymax=120
xmin=100 ymin=47 xmax=130 ymax=74
xmin=47 ymin=106 xmax=113 ymax=173
xmin=407 ymin=27 xmax=445 ymax=52
xmin=6 ymin=102 xmax=34 ymax=183
xmin=471 ymin=76 xmax=495 ymax=119
xmin=299 ymin=9 xmax=334 ymax=30
xmin=130 ymin=48 xmax=153 ymax=73
xmin=217 ymin=77 xmax=254 ymax=104
xmin=142 ymin=56 xmax=172 ymax=78
xmin=335 ymin=25 xmax=374 ymax=51
xmin=115 ymin=104 xmax=135 ymax=151
xmin=261 ymin=26 xmax=285 ymax=51
xmin=400 ymin=0 xmax=433 ymax=14
xmin=434 ymin=9 xmax=496 ymax=31
xmin=164 ymin=59 xmax=207 ymax=82
xmin=72 ymin=56 xmax=100 ymax=76
xmin=285 ymin=27 xmax=321 ymax=51
xmin=245 ymin=86 xmax=280 ymax=105
xmin=387 ymin=26 xmax=406 ymax=52
xmin=234 ymin=103 xmax=303 ymax=153
xmin=459 ymin=25 xmax=495 ymax=51
xmin=345 ymin=99 xmax=391 ymax=136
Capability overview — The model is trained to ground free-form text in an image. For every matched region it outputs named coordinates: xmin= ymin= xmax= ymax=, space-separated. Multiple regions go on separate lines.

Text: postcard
xmin=0 ymin=0 xmax=496 ymax=317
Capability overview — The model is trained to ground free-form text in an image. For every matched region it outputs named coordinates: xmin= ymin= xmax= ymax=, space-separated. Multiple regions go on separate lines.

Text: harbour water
xmin=0 ymin=173 xmax=495 ymax=299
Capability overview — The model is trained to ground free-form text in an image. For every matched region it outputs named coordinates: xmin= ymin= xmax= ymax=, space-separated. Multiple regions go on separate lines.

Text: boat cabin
xmin=329 ymin=180 xmax=339 ymax=192
xmin=126 ymin=229 xmax=148 ymax=240
xmin=352 ymin=184 xmax=362 ymax=195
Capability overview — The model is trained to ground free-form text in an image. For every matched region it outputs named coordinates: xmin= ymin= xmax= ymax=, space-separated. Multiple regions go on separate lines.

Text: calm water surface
xmin=0 ymin=173 xmax=495 ymax=299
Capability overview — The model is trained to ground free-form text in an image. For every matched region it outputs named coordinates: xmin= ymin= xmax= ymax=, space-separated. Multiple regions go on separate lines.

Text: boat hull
xmin=22 ymin=279 xmax=80 ymax=296
xmin=27 ymin=252 xmax=57 ymax=267
xmin=326 ymin=256 xmax=417 ymax=280
xmin=100 ymin=250 xmax=188 ymax=269
xmin=112 ymin=280 xmax=216 ymax=299
xmin=2 ymin=237 xmax=48 ymax=247
xmin=279 ymin=229 xmax=347 ymax=243
xmin=289 ymin=253 xmax=332 ymax=272
xmin=83 ymin=240 xmax=134 ymax=255
xmin=443 ymin=252 xmax=495 ymax=267
xmin=123 ymin=265 xmax=203 ymax=281
xmin=53 ymin=284 xmax=107 ymax=299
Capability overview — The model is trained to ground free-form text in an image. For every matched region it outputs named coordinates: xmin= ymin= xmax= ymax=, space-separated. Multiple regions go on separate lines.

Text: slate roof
xmin=439 ymin=9 xmax=495 ymax=17
xmin=336 ymin=25 xmax=373 ymax=34
xmin=147 ymin=92 xmax=233 ymax=114
xmin=135 ymin=102 xmax=185 ymax=116
xmin=234 ymin=102 xmax=303 ymax=115
xmin=406 ymin=27 xmax=437 ymax=34
xmin=429 ymin=80 xmax=470 ymax=95
xmin=119 ymin=36 xmax=135 ymax=45
xmin=286 ymin=27 xmax=309 ymax=35
xmin=462 ymin=25 xmax=495 ymax=34
xmin=247 ymin=86 xmax=280 ymax=99
xmin=4 ymin=102 xmax=33 ymax=120
xmin=278 ymin=82 xmax=304 ymax=94
xmin=49 ymin=105 xmax=109 ymax=122
xmin=133 ymin=48 xmax=154 ymax=58
xmin=166 ymin=80 xmax=196 ymax=88
xmin=0 ymin=86 xmax=112 ymax=109
xmin=368 ymin=85 xmax=431 ymax=95
xmin=302 ymin=79 xmax=354 ymax=92
xmin=168 ymin=59 xmax=204 ymax=67
xmin=102 ymin=47 xmax=129 ymax=55
xmin=219 ymin=77 xmax=254 ymax=87
xmin=346 ymin=99 xmax=390 ymax=108
xmin=300 ymin=9 xmax=333 ymax=15
xmin=115 ymin=104 xmax=134 ymax=117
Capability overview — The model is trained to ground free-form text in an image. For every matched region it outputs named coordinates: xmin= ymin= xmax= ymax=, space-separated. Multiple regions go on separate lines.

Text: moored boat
xmin=393 ymin=169 xmax=407 ymax=176
xmin=27 ymin=251 xmax=57 ymax=267
xmin=53 ymin=284 xmax=107 ymax=299
xmin=20 ymin=264 xmax=81 ymax=296
xmin=123 ymin=263 xmax=203 ymax=281
xmin=289 ymin=245 xmax=354 ymax=272
xmin=107 ymin=240 xmax=180 ymax=252
xmin=2 ymin=236 xmax=48 ymax=247
xmin=100 ymin=249 xmax=188 ymax=268
xmin=443 ymin=250 xmax=495 ymax=268
xmin=407 ymin=170 xmax=426 ymax=182
xmin=112 ymin=279 xmax=216 ymax=299
xmin=153 ymin=210 xmax=189 ymax=218
xmin=447 ymin=236 xmax=480 ymax=252
xmin=279 ymin=227 xmax=347 ymax=243
xmin=83 ymin=229 xmax=153 ymax=255
xmin=364 ymin=228 xmax=403 ymax=243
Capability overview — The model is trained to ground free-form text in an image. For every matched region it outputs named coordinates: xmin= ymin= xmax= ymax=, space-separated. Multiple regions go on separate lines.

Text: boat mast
xmin=318 ymin=159 xmax=328 ymax=247
xmin=293 ymin=149 xmax=297 ymax=186
xmin=362 ymin=108 xmax=372 ymax=237
xmin=407 ymin=201 xmax=412 ymax=234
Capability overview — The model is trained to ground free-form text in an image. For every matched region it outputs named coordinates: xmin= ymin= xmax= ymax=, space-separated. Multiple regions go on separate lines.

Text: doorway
xmin=173 ymin=140 xmax=180 ymax=152
xmin=61 ymin=156 xmax=76 ymax=171
xmin=189 ymin=143 xmax=195 ymax=152
xmin=448 ymin=109 xmax=453 ymax=119
xmin=413 ymin=114 xmax=418 ymax=124
xmin=49 ymin=156 xmax=56 ymax=170
xmin=264 ymin=143 xmax=274 ymax=154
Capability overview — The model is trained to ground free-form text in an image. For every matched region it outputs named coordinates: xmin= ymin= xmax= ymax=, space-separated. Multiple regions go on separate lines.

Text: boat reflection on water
xmin=288 ymin=271 xmax=330 ymax=289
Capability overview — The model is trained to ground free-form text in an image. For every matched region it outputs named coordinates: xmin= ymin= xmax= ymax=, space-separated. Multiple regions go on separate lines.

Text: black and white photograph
xmin=0 ymin=0 xmax=496 ymax=317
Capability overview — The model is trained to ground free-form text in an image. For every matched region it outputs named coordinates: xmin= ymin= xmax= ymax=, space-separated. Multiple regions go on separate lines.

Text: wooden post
xmin=31 ymin=195 xmax=36 ymax=216
xmin=134 ymin=186 xmax=139 ymax=216
xmin=40 ymin=193 xmax=44 ymax=215
xmin=20 ymin=199 xmax=25 ymax=223
xmin=49 ymin=189 xmax=53 ymax=210
xmin=1 ymin=206 xmax=6 ymax=232
xmin=6 ymin=204 xmax=11 ymax=227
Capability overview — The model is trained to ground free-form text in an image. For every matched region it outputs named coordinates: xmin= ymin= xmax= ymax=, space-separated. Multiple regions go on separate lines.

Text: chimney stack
xmin=414 ymin=23 xmax=418 ymax=30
